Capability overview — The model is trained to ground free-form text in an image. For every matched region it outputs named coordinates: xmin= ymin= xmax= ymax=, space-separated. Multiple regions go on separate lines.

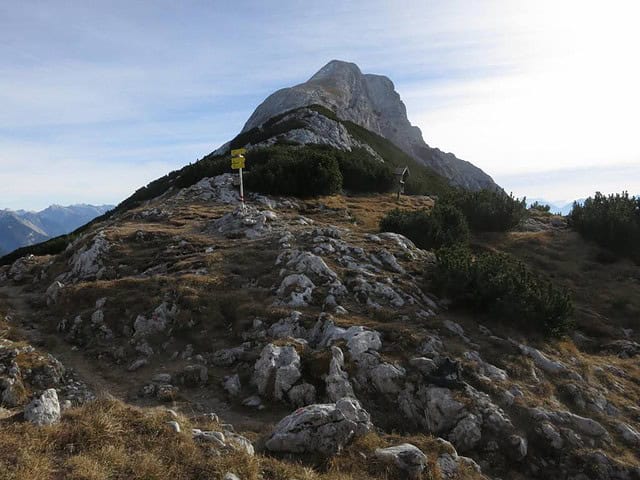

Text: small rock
xmin=127 ymin=358 xmax=148 ymax=372
xmin=166 ymin=409 xmax=179 ymax=419
xmin=370 ymin=363 xmax=406 ymax=395
xmin=448 ymin=414 xmax=482 ymax=452
xmin=288 ymin=383 xmax=316 ymax=407
xmin=253 ymin=344 xmax=301 ymax=402
xmin=325 ymin=346 xmax=354 ymax=401
xmin=409 ymin=357 xmax=438 ymax=376
xmin=375 ymin=443 xmax=427 ymax=479
xmin=166 ymin=421 xmax=181 ymax=433
xmin=152 ymin=373 xmax=172 ymax=384
xmin=223 ymin=374 xmax=242 ymax=397
xmin=616 ymin=422 xmax=640 ymax=446
xmin=242 ymin=395 xmax=263 ymax=409
xmin=24 ymin=389 xmax=61 ymax=426
xmin=509 ymin=434 xmax=528 ymax=460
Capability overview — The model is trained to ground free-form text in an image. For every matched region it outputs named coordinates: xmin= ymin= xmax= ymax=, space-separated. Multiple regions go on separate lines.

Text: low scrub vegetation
xmin=378 ymin=189 xmax=527 ymax=253
xmin=443 ymin=188 xmax=527 ymax=232
xmin=336 ymin=148 xmax=395 ymax=192
xmin=0 ymin=397 xmax=458 ymax=480
xmin=244 ymin=146 xmax=343 ymax=196
xmin=379 ymin=204 xmax=469 ymax=249
xmin=568 ymin=191 xmax=640 ymax=262
xmin=430 ymin=246 xmax=573 ymax=336
xmin=529 ymin=201 xmax=551 ymax=213
xmin=244 ymin=145 xmax=396 ymax=196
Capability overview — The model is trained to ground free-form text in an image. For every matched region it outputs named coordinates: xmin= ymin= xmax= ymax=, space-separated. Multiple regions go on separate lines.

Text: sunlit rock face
xmin=243 ymin=60 xmax=497 ymax=191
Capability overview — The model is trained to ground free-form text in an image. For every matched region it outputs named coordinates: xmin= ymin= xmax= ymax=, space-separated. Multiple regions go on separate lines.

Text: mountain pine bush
xmin=244 ymin=145 xmax=399 ymax=196
xmin=529 ymin=201 xmax=551 ymax=213
xmin=335 ymin=147 xmax=395 ymax=192
xmin=244 ymin=147 xmax=342 ymax=196
xmin=443 ymin=188 xmax=527 ymax=232
xmin=430 ymin=246 xmax=573 ymax=336
xmin=379 ymin=204 xmax=469 ymax=250
xmin=568 ymin=191 xmax=640 ymax=262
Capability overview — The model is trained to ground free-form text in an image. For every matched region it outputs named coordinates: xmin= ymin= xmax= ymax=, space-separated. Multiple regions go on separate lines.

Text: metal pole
xmin=239 ymin=167 xmax=245 ymax=211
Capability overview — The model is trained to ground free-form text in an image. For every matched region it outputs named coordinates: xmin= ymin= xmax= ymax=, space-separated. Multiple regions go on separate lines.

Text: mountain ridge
xmin=0 ymin=204 xmax=113 ymax=255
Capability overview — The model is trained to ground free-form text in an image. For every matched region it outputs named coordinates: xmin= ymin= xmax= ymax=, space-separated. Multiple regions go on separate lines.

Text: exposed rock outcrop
xmin=265 ymin=397 xmax=372 ymax=455
xmin=240 ymin=60 xmax=497 ymax=190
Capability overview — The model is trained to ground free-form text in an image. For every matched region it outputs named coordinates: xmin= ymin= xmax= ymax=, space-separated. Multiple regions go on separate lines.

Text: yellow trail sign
xmin=231 ymin=157 xmax=246 ymax=169
xmin=231 ymin=148 xmax=246 ymax=157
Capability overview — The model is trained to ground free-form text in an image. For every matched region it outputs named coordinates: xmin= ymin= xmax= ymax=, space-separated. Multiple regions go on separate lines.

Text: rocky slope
xmin=239 ymin=60 xmax=497 ymax=191
xmin=0 ymin=204 xmax=113 ymax=255
xmin=1 ymin=177 xmax=639 ymax=480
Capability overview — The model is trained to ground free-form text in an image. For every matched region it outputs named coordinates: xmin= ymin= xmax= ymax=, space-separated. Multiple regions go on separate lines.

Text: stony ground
xmin=1 ymin=174 xmax=639 ymax=480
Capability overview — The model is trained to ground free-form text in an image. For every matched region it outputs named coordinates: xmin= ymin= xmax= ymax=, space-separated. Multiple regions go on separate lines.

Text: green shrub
xmin=530 ymin=201 xmax=551 ymax=213
xmin=379 ymin=204 xmax=469 ymax=250
xmin=443 ymin=188 xmax=527 ymax=232
xmin=336 ymin=148 xmax=395 ymax=192
xmin=244 ymin=147 xmax=342 ymax=196
xmin=431 ymin=246 xmax=573 ymax=336
xmin=243 ymin=144 xmax=399 ymax=196
xmin=568 ymin=191 xmax=640 ymax=262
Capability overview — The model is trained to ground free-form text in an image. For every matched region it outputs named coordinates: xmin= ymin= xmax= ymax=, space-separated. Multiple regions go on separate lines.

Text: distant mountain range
xmin=0 ymin=204 xmax=113 ymax=256
xmin=526 ymin=198 xmax=584 ymax=216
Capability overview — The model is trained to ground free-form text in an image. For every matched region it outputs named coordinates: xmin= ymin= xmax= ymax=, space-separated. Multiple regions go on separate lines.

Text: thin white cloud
xmin=495 ymin=162 xmax=640 ymax=204
xmin=1 ymin=0 xmax=638 ymax=209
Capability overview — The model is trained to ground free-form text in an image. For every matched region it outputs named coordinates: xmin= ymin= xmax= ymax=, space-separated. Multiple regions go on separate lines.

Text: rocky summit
xmin=1 ymin=171 xmax=639 ymax=480
xmin=240 ymin=60 xmax=497 ymax=191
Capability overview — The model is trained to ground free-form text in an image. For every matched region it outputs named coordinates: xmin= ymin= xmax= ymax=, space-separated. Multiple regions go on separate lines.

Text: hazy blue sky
xmin=1 ymin=0 xmax=639 ymax=210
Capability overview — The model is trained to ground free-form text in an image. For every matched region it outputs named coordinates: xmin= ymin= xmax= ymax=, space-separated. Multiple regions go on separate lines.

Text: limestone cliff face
xmin=243 ymin=60 xmax=497 ymax=191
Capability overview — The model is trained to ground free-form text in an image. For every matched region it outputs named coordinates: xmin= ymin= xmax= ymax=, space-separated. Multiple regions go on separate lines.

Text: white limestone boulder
xmin=24 ymin=388 xmax=61 ymax=426
xmin=265 ymin=397 xmax=372 ymax=455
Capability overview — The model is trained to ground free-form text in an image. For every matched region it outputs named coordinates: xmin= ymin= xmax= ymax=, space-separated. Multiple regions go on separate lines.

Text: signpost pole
xmin=230 ymin=148 xmax=247 ymax=212
xmin=239 ymin=167 xmax=245 ymax=212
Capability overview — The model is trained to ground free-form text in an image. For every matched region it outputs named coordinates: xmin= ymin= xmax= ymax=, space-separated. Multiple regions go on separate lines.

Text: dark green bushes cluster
xmin=244 ymin=147 xmax=343 ymax=196
xmin=443 ymin=188 xmax=527 ymax=232
xmin=529 ymin=201 xmax=551 ymax=213
xmin=379 ymin=204 xmax=469 ymax=250
xmin=336 ymin=148 xmax=395 ymax=192
xmin=243 ymin=144 xmax=396 ymax=197
xmin=378 ymin=189 xmax=526 ymax=251
xmin=431 ymin=246 xmax=573 ymax=336
xmin=380 ymin=200 xmax=572 ymax=335
xmin=568 ymin=192 xmax=640 ymax=262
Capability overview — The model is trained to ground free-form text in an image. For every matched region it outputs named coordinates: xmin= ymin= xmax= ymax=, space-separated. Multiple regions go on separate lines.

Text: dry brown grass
xmin=0 ymin=398 xmax=483 ymax=480
xmin=308 ymin=194 xmax=434 ymax=232
xmin=483 ymin=227 xmax=640 ymax=338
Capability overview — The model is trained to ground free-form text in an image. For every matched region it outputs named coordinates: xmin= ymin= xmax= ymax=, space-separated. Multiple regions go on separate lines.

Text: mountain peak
xmin=241 ymin=61 xmax=496 ymax=191
xmin=308 ymin=59 xmax=363 ymax=82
